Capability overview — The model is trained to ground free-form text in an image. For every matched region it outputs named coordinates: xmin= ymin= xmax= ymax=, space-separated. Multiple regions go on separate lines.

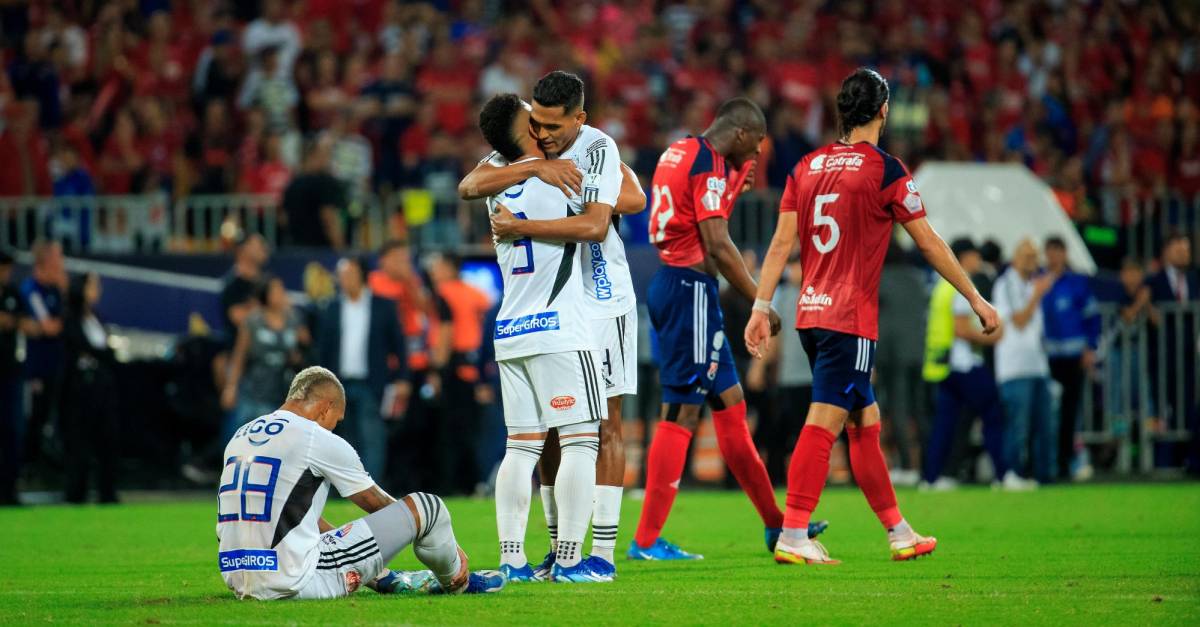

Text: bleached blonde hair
xmin=286 ymin=366 xmax=345 ymax=404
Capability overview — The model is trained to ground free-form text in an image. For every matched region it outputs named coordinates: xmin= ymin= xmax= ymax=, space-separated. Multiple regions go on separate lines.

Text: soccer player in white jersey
xmin=461 ymin=71 xmax=645 ymax=579
xmin=216 ymin=366 xmax=503 ymax=599
xmin=475 ymin=93 xmax=620 ymax=583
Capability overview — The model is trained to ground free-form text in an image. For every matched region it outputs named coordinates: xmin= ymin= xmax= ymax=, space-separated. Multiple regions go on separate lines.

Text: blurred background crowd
xmin=0 ymin=0 xmax=1197 ymax=504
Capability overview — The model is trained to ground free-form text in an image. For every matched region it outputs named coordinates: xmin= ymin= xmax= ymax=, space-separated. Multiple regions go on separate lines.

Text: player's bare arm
xmin=955 ymin=312 xmax=1003 ymax=345
xmin=697 ymin=217 xmax=781 ymax=338
xmin=347 ymin=484 xmax=397 ymax=514
xmin=746 ymin=211 xmax=797 ymax=358
xmin=458 ymin=158 xmax=582 ymax=200
xmin=614 ymin=162 xmax=647 ymax=215
xmin=491 ymin=201 xmax=613 ymax=242
xmin=901 ymin=217 xmax=1000 ymax=334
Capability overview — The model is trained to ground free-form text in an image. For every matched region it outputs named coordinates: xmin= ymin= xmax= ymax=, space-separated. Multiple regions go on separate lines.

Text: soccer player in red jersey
xmin=631 ymin=97 xmax=826 ymax=561
xmin=745 ymin=69 xmax=1001 ymax=564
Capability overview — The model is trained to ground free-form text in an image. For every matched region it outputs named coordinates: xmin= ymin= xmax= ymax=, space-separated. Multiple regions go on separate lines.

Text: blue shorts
xmin=647 ymin=266 xmax=738 ymax=405
xmin=798 ymin=328 xmax=877 ymax=412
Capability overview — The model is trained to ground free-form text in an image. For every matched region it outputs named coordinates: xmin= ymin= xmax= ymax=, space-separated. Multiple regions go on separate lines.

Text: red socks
xmin=784 ymin=424 xmax=836 ymax=531
xmin=712 ymin=401 xmax=784 ymax=528
xmin=847 ymin=423 xmax=902 ymax=528
xmin=634 ymin=420 xmax=693 ymax=548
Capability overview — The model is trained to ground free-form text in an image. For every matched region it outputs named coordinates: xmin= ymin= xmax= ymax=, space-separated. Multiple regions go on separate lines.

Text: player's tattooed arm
xmin=491 ymin=201 xmax=613 ymax=242
xmin=348 ymin=485 xmax=398 ymax=514
xmin=613 ymin=162 xmax=647 ymax=215
xmin=458 ymin=159 xmax=583 ymax=200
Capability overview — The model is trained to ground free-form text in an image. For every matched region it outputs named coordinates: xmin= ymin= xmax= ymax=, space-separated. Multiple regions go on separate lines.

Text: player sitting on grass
xmin=216 ymin=366 xmax=503 ymax=599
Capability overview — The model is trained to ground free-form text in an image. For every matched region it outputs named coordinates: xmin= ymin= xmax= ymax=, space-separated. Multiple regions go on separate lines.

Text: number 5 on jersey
xmin=812 ymin=193 xmax=840 ymax=253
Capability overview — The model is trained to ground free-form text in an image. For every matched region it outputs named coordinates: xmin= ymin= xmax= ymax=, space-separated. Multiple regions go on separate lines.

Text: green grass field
xmin=2 ymin=484 xmax=1198 ymax=625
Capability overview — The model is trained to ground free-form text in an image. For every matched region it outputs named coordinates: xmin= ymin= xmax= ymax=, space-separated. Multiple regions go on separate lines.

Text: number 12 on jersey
xmin=649 ymin=185 xmax=675 ymax=243
xmin=812 ymin=193 xmax=840 ymax=253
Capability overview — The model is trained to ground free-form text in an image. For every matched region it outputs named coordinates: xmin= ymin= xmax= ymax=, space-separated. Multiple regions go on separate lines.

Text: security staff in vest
xmin=920 ymin=239 xmax=1020 ymax=490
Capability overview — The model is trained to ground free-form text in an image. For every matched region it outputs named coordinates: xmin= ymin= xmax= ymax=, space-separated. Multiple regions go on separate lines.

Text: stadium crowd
xmin=1 ymin=0 xmax=1199 ymax=504
xmin=0 ymin=0 xmax=1198 ymax=239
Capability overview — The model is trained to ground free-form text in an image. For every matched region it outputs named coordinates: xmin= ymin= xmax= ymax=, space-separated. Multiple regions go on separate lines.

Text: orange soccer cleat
xmin=890 ymin=531 xmax=937 ymax=561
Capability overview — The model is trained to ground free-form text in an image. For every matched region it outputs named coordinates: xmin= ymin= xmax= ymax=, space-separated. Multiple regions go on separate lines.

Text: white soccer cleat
xmin=774 ymin=538 xmax=840 ymax=565
xmin=995 ymin=470 xmax=1038 ymax=492
xmin=917 ymin=477 xmax=959 ymax=492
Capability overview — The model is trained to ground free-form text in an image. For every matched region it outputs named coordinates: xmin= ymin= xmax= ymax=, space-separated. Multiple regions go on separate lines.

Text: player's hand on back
xmin=490 ymin=203 xmax=523 ymax=241
xmin=972 ymin=297 xmax=1002 ymax=335
xmin=533 ymin=159 xmax=583 ymax=197
xmin=745 ymin=310 xmax=772 ymax=359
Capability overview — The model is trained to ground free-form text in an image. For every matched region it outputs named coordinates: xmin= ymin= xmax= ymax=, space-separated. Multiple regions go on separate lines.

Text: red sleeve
xmin=778 ymin=172 xmax=799 ymax=213
xmin=691 ymin=156 xmax=730 ymax=223
xmin=879 ymin=157 xmax=926 ymax=223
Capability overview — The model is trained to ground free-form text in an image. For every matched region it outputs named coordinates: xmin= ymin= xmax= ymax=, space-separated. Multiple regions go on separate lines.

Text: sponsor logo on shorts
xmin=550 ymin=395 xmax=576 ymax=410
xmin=799 ymin=286 xmax=833 ymax=311
xmin=345 ymin=571 xmax=362 ymax=593
xmin=707 ymin=362 xmax=719 ymax=381
xmin=218 ymin=549 xmax=278 ymax=573
xmin=495 ymin=311 xmax=560 ymax=339
xmin=334 ymin=523 xmax=354 ymax=538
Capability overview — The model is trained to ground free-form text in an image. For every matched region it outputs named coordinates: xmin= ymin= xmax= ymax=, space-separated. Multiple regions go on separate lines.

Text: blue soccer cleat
xmin=550 ymin=559 xmax=614 ymax=583
xmin=581 ymin=555 xmax=617 ymax=578
xmin=767 ymin=521 xmax=831 ymax=553
xmin=531 ymin=550 xmax=555 ymax=580
xmin=498 ymin=563 xmax=542 ymax=583
xmin=625 ymin=538 xmax=703 ymax=561
xmin=372 ymin=569 xmax=436 ymax=594
xmin=431 ymin=570 xmax=506 ymax=594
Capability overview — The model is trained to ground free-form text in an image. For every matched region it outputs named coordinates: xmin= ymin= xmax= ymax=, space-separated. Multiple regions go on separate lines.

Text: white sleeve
xmin=991 ymin=275 xmax=1013 ymax=319
xmin=951 ymin=291 xmax=972 ymax=317
xmin=582 ymin=134 xmax=621 ymax=208
xmin=310 ymin=430 xmax=376 ymax=497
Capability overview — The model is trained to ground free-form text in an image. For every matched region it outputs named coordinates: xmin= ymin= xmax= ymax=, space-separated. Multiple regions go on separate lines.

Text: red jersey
xmin=648 ymin=137 xmax=748 ymax=267
xmin=780 ymin=141 xmax=926 ymax=340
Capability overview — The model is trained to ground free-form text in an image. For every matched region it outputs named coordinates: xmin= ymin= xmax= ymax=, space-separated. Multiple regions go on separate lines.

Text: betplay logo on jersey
xmin=799 ymin=286 xmax=834 ymax=311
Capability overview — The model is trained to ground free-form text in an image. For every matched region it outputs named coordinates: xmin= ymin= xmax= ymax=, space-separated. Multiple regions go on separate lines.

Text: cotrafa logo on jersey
xmin=809 ymin=153 xmax=864 ymax=172
xmin=590 ymin=243 xmax=612 ymax=300
xmin=799 ymin=286 xmax=833 ymax=311
xmin=494 ymin=311 xmax=560 ymax=339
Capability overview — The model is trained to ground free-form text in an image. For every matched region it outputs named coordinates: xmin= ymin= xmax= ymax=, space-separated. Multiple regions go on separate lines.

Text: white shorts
xmin=598 ymin=310 xmax=638 ymax=397
xmin=499 ymin=349 xmax=608 ymax=431
xmin=294 ymin=519 xmax=388 ymax=600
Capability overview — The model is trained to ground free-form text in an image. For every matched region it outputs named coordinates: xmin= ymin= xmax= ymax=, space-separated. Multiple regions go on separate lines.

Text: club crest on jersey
xmin=495 ymin=311 xmax=560 ymax=339
xmin=550 ymin=395 xmax=576 ymax=410
xmin=589 ymin=243 xmax=613 ymax=300
xmin=799 ymin=286 xmax=833 ymax=311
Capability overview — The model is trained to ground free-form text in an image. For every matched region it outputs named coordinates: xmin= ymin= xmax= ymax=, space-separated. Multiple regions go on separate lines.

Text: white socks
xmin=408 ymin=493 xmax=463 ymax=590
xmin=540 ymin=485 xmax=558 ymax=554
xmin=495 ymin=438 xmax=545 ymax=568
xmin=591 ymin=485 xmax=622 ymax=563
xmin=553 ymin=432 xmax=599 ymax=568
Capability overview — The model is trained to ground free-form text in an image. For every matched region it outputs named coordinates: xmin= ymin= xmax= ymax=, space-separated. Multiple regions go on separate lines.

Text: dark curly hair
xmin=836 ymin=68 xmax=889 ymax=137
xmin=479 ymin=93 xmax=525 ymax=162
xmin=532 ymin=70 xmax=584 ymax=113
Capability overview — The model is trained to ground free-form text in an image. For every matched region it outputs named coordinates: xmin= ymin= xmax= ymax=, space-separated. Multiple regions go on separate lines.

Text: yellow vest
xmin=922 ymin=279 xmax=956 ymax=383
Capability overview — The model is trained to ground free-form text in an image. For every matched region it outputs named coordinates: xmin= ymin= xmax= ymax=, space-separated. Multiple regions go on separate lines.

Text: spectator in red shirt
xmin=239 ymin=131 xmax=293 ymax=201
xmin=0 ymin=101 xmax=52 ymax=197
xmin=98 ymin=107 xmax=144 ymax=194
xmin=1173 ymin=122 xmax=1200 ymax=201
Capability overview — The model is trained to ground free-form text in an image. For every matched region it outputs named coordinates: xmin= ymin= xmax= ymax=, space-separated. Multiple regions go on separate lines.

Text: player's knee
xmin=558 ymin=422 xmax=600 ymax=461
xmin=504 ymin=436 xmax=546 ymax=463
xmin=406 ymin=492 xmax=449 ymax=540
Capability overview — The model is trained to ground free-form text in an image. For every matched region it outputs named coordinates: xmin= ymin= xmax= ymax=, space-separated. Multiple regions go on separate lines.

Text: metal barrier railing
xmin=0 ymin=193 xmax=405 ymax=253
xmin=0 ymin=193 xmax=170 ymax=253
xmin=1086 ymin=302 xmax=1198 ymax=473
xmin=1115 ymin=192 xmax=1200 ymax=263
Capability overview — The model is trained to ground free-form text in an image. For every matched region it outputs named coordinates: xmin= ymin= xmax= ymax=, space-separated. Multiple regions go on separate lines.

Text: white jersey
xmin=490 ymin=161 xmax=599 ymax=362
xmin=483 ymin=124 xmax=636 ymax=318
xmin=556 ymin=124 xmax=635 ymax=317
xmin=216 ymin=411 xmax=375 ymax=600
